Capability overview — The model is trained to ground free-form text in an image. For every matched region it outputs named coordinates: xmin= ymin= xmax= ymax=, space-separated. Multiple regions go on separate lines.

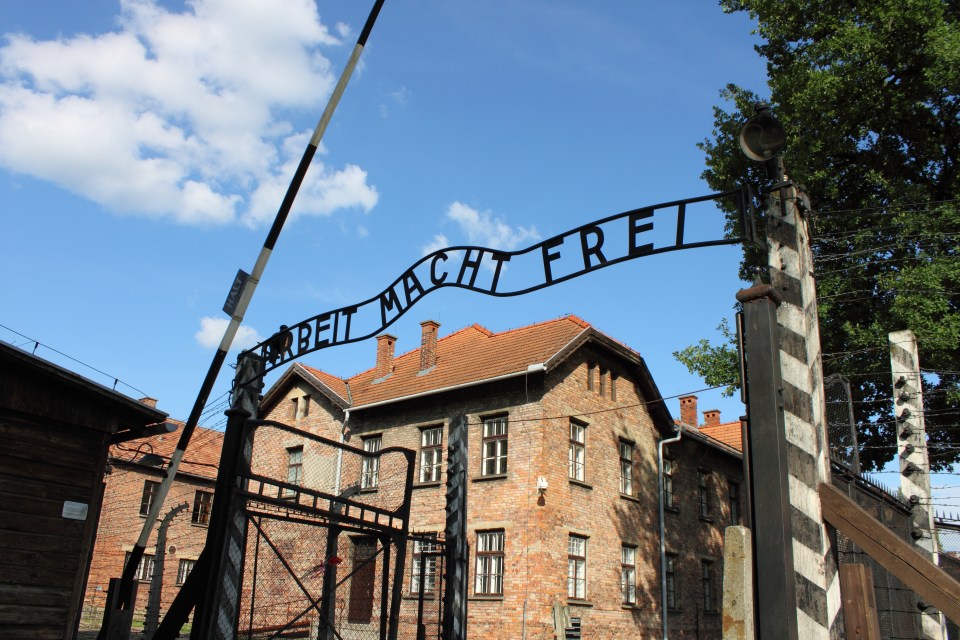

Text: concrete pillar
xmin=722 ymin=525 xmax=755 ymax=640
xmin=889 ymin=329 xmax=947 ymax=639
xmin=765 ymin=182 xmax=842 ymax=637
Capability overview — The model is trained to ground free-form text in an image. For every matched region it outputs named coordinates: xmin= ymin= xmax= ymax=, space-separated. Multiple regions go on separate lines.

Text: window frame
xmin=176 ymin=558 xmax=196 ymax=586
xmin=418 ymin=426 xmax=443 ymax=484
xmin=125 ymin=551 xmax=155 ymax=582
xmin=567 ymin=535 xmax=587 ymax=600
xmin=361 ymin=436 xmax=382 ymax=490
xmin=568 ymin=420 xmax=586 ymax=482
xmin=665 ymin=553 xmax=678 ymax=610
xmin=619 ymin=439 xmax=634 ymax=496
xmin=474 ymin=530 xmax=505 ymax=596
xmin=729 ymin=480 xmax=741 ymax=525
xmin=139 ymin=480 xmax=161 ymax=517
xmin=481 ymin=416 xmax=508 ymax=477
xmin=663 ymin=459 xmax=675 ymax=510
xmin=698 ymin=469 xmax=711 ymax=519
xmin=191 ymin=489 xmax=213 ymax=526
xmin=282 ymin=445 xmax=304 ymax=498
xmin=702 ymin=559 xmax=715 ymax=612
xmin=410 ymin=534 xmax=440 ymax=594
xmin=621 ymin=545 xmax=637 ymax=605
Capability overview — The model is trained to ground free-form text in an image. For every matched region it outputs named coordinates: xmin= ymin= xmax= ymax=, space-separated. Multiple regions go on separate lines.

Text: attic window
xmin=292 ymin=395 xmax=310 ymax=420
xmin=586 ymin=363 xmax=595 ymax=391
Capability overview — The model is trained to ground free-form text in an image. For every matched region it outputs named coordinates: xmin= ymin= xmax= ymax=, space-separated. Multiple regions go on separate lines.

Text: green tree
xmin=681 ymin=0 xmax=960 ymax=471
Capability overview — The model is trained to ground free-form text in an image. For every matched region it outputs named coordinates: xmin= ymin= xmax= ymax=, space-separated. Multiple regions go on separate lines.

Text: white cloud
xmin=0 ymin=0 xmax=377 ymax=226
xmin=195 ymin=316 xmax=264 ymax=350
xmin=421 ymin=233 xmax=449 ymax=256
xmin=444 ymin=201 xmax=539 ymax=250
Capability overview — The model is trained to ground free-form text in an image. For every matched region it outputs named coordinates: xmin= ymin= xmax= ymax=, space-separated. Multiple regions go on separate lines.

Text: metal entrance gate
xmin=233 ymin=419 xmax=443 ymax=640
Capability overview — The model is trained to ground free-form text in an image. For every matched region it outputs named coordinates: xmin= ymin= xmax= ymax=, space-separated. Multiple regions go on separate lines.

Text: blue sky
xmin=1 ymin=0 xmax=770 ymax=429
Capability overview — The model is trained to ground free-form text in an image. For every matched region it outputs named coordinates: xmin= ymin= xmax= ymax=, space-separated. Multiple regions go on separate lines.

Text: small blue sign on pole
xmin=222 ymin=270 xmax=250 ymax=317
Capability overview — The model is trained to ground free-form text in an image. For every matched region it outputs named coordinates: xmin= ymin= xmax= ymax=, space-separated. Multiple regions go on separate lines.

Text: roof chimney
xmin=679 ymin=395 xmax=698 ymax=428
xmin=419 ymin=320 xmax=440 ymax=372
xmin=375 ymin=334 xmax=397 ymax=380
xmin=703 ymin=409 xmax=721 ymax=427
xmin=138 ymin=397 xmax=159 ymax=408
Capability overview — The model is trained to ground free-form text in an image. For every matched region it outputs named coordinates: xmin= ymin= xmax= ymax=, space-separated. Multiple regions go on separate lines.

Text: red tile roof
xmin=110 ymin=424 xmax=223 ymax=480
xmin=296 ymin=315 xmax=633 ymax=410
xmin=698 ymin=420 xmax=742 ymax=452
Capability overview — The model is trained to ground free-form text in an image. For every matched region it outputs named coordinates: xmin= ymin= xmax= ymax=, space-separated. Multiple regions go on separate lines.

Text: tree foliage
xmin=683 ymin=0 xmax=960 ymax=471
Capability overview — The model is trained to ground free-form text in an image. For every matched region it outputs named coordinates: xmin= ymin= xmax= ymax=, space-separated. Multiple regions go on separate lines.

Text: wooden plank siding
xmin=0 ymin=341 xmax=165 ymax=640
xmin=0 ymin=417 xmax=106 ymax=639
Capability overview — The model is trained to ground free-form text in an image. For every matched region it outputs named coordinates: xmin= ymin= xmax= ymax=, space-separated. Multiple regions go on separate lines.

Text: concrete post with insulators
xmin=889 ymin=329 xmax=947 ymax=639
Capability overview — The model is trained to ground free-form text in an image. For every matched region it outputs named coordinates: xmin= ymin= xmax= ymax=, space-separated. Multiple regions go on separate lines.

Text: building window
xmin=568 ymin=420 xmax=586 ymax=482
xmin=702 ymin=560 xmax=715 ymax=612
xmin=729 ymin=481 xmax=741 ymax=525
xmin=361 ymin=436 xmax=382 ymax=489
xmin=291 ymin=395 xmax=310 ymax=420
xmin=283 ymin=446 xmax=303 ymax=497
xmin=125 ymin=552 xmax=155 ymax=582
xmin=698 ymin=470 xmax=711 ymax=519
xmin=663 ymin=459 xmax=675 ymax=509
xmin=611 ymin=374 xmax=618 ymax=401
xmin=599 ymin=368 xmax=606 ymax=397
xmin=419 ymin=427 xmax=443 ymax=483
xmin=411 ymin=535 xmax=439 ymax=594
xmin=481 ymin=416 xmax=508 ymax=476
xmin=475 ymin=530 xmax=505 ymax=595
xmin=665 ymin=554 xmax=677 ymax=610
xmin=621 ymin=545 xmax=637 ymax=605
xmin=567 ymin=535 xmax=587 ymax=599
xmin=177 ymin=559 xmax=196 ymax=585
xmin=139 ymin=480 xmax=160 ymax=516
xmin=619 ymin=440 xmax=634 ymax=495
xmin=586 ymin=363 xmax=595 ymax=391
xmin=191 ymin=490 xmax=213 ymax=526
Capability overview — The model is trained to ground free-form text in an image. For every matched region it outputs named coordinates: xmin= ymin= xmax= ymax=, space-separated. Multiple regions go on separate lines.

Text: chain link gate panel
xmin=231 ymin=419 xmax=445 ymax=640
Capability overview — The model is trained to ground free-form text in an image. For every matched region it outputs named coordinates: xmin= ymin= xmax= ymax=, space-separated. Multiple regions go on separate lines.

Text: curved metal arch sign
xmin=243 ymin=185 xmax=754 ymax=375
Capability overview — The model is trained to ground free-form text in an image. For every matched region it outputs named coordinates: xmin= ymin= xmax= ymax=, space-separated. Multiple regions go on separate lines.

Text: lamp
xmin=739 ymin=103 xmax=788 ymax=185
xmin=738 ymin=103 xmax=786 ymax=162
xmin=132 ymin=443 xmax=166 ymax=467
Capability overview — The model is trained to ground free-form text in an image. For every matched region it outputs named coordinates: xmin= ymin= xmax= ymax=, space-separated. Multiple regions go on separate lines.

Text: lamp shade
xmin=738 ymin=105 xmax=786 ymax=161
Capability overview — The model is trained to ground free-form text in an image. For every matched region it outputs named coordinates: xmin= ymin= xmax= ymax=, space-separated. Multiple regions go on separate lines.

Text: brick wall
xmin=662 ymin=436 xmax=743 ymax=639
xmin=251 ymin=345 xmax=741 ymax=639
xmin=84 ymin=461 xmax=213 ymax=624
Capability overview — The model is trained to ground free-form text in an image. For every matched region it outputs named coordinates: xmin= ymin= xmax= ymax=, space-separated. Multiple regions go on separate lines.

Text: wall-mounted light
xmin=537 ymin=476 xmax=548 ymax=495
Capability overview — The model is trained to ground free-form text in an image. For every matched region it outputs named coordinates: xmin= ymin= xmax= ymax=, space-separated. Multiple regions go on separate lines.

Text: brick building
xmin=82 ymin=420 xmax=223 ymax=633
xmin=253 ymin=315 xmax=745 ymax=639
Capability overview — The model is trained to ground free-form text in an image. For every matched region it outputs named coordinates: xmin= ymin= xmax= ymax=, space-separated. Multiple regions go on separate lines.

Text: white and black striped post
xmin=741 ymin=179 xmax=842 ymax=638
xmin=112 ymin=0 xmax=388 ymax=616
xmin=889 ymin=329 xmax=947 ymax=639
xmin=766 ymin=180 xmax=842 ymax=637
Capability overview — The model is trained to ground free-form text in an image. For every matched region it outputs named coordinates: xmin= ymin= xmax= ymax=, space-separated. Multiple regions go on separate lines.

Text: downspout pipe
xmin=658 ymin=425 xmax=683 ymax=640
xmin=335 ymin=409 xmax=350 ymax=497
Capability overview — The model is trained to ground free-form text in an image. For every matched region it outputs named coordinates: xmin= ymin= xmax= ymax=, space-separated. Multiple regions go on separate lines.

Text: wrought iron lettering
xmin=242 ymin=186 xmax=752 ymax=375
